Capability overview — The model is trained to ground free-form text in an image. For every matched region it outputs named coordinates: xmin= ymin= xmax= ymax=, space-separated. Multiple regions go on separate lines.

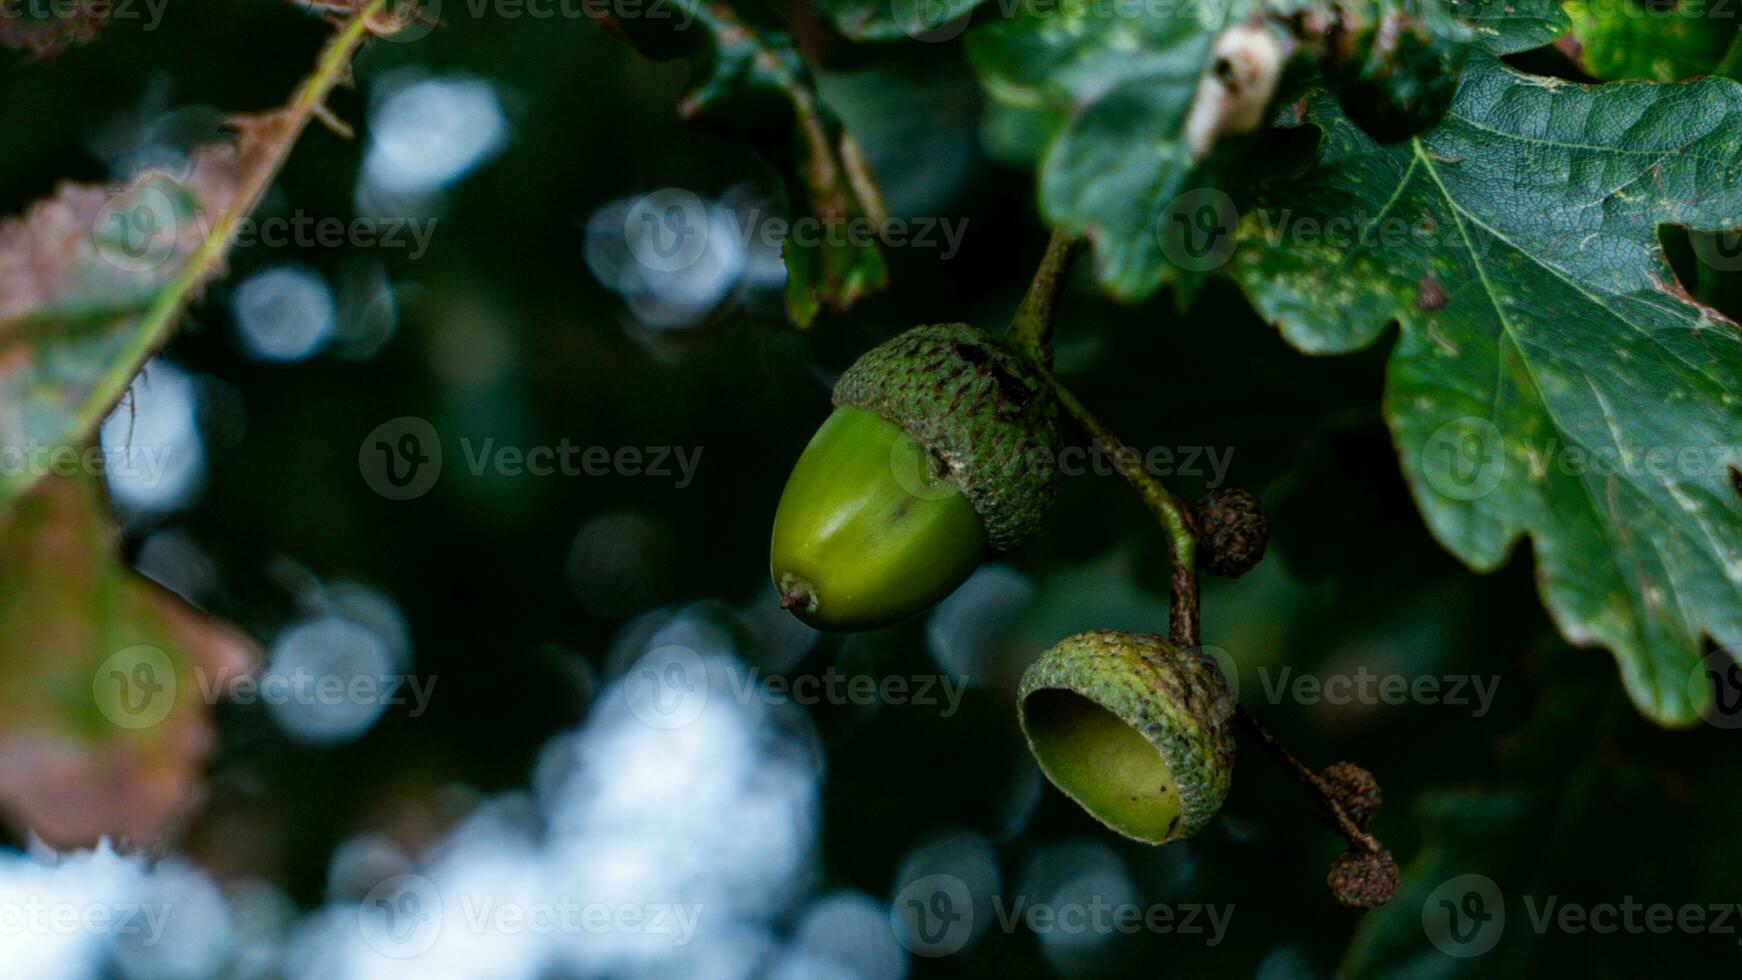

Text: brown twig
xmin=1235 ymin=705 xmax=1385 ymax=853
xmin=1002 ymin=232 xmax=1201 ymax=646
xmin=1004 ymin=229 xmax=1391 ymax=906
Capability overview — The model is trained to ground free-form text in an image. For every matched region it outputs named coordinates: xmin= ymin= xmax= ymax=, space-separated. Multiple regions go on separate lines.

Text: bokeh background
xmin=2 ymin=2 xmax=1741 ymax=977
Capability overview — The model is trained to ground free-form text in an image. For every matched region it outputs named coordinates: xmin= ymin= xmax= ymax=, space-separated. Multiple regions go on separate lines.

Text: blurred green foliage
xmin=2 ymin=1 xmax=1740 ymax=976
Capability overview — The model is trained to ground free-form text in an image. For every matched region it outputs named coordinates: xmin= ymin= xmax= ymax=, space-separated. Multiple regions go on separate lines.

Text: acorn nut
xmin=770 ymin=324 xmax=1059 ymax=631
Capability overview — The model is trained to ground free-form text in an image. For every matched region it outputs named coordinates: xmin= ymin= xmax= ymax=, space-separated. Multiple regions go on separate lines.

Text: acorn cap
xmin=1018 ymin=630 xmax=1236 ymax=844
xmin=832 ymin=323 xmax=1059 ymax=553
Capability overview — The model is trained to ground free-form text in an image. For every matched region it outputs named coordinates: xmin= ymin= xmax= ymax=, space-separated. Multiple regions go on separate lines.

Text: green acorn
xmin=1019 ymin=631 xmax=1236 ymax=844
xmin=770 ymin=323 xmax=1059 ymax=631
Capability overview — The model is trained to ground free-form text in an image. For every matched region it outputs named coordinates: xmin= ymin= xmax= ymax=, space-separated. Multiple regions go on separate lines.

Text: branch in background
xmin=594 ymin=0 xmax=888 ymax=326
xmin=0 ymin=0 xmax=109 ymax=57
xmin=0 ymin=0 xmax=393 ymax=516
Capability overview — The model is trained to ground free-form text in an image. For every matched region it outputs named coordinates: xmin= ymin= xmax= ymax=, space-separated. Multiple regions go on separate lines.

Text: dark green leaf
xmin=967 ymin=0 xmax=1247 ymax=300
xmin=815 ymin=0 xmax=988 ymax=42
xmin=1563 ymin=0 xmax=1740 ymax=81
xmin=1445 ymin=0 xmax=1570 ymax=55
xmin=1229 ymin=54 xmax=1742 ymax=725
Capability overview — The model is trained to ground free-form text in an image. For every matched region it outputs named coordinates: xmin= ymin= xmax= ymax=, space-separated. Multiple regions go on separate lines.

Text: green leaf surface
xmin=967 ymin=0 xmax=1492 ymax=302
xmin=1229 ymin=53 xmax=1742 ymax=725
xmin=1445 ymin=0 xmax=1570 ymax=54
xmin=967 ymin=0 xmax=1244 ymax=300
xmin=605 ymin=0 xmax=889 ymax=325
xmin=1564 ymin=0 xmax=1740 ymax=82
xmin=815 ymin=0 xmax=988 ymax=42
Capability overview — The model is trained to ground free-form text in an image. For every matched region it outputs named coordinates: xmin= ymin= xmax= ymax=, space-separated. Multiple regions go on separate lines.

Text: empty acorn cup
xmin=1018 ymin=630 xmax=1237 ymax=844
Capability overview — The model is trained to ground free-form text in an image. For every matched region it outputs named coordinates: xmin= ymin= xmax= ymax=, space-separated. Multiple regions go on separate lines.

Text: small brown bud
xmin=1194 ymin=488 xmax=1268 ymax=577
xmin=1318 ymin=761 xmax=1382 ymax=829
xmin=1328 ymin=848 xmax=1399 ymax=910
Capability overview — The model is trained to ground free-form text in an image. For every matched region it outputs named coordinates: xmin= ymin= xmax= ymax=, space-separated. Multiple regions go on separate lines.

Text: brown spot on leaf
xmin=0 ymin=476 xmax=257 ymax=848
xmin=1414 ymin=276 xmax=1448 ymax=312
xmin=1731 ymin=465 xmax=1742 ymax=501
